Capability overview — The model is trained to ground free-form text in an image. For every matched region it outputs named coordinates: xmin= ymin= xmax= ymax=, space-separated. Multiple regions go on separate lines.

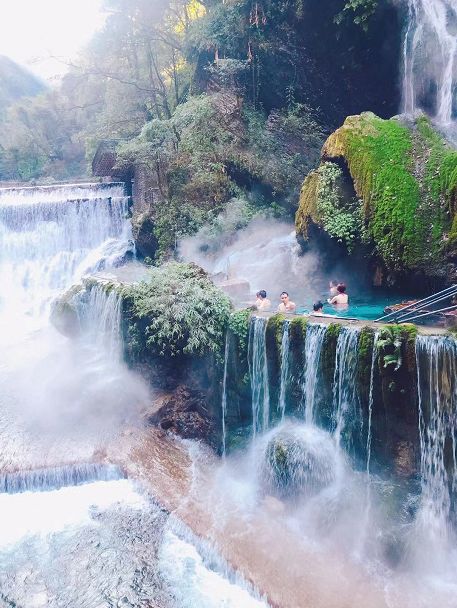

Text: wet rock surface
xmin=148 ymin=386 xmax=219 ymax=449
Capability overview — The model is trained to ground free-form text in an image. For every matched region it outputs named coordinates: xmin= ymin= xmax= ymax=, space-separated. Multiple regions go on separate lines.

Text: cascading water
xmin=414 ymin=335 xmax=457 ymax=566
xmin=301 ymin=323 xmax=327 ymax=424
xmin=0 ymin=182 xmax=133 ymax=320
xmin=221 ymin=333 xmax=230 ymax=456
xmin=0 ymin=182 xmax=144 ymax=455
xmin=248 ymin=317 xmax=270 ymax=435
xmin=403 ymin=0 xmax=457 ymax=126
xmin=78 ymin=284 xmax=123 ymax=360
xmin=278 ymin=320 xmax=290 ymax=420
xmin=0 ymin=183 xmax=271 ymax=606
xmin=0 ymin=463 xmax=124 ymax=494
xmin=332 ymin=326 xmax=360 ymax=450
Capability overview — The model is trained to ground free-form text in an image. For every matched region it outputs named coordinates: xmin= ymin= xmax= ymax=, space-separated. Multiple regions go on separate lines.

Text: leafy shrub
xmin=123 ymin=262 xmax=232 ymax=358
xmin=228 ymin=308 xmax=252 ymax=354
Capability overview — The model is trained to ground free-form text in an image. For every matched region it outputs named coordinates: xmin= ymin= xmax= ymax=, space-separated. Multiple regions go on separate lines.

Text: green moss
xmin=290 ymin=316 xmax=308 ymax=346
xmin=340 ymin=114 xmax=422 ymax=268
xmin=297 ymin=112 xmax=456 ymax=274
xmin=296 ymin=171 xmax=319 ymax=239
xmin=267 ymin=314 xmax=287 ymax=353
xmin=321 ymin=323 xmax=341 ymax=382
xmin=288 ymin=317 xmax=308 ymax=408
xmin=358 ymin=326 xmax=375 ymax=388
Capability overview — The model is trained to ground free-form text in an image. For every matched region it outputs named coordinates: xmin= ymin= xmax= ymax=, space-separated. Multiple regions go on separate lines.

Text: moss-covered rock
xmin=261 ymin=423 xmax=338 ymax=499
xmin=296 ymin=112 xmax=457 ymax=283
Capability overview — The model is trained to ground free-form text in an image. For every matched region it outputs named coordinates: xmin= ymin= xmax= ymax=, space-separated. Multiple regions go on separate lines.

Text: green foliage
xmin=357 ymin=326 xmax=375 ymax=383
xmin=123 ymin=262 xmax=232 ymax=358
xmin=335 ymin=0 xmax=378 ymax=29
xmin=378 ymin=326 xmax=403 ymax=371
xmin=377 ymin=324 xmax=417 ymax=371
xmin=315 ymin=162 xmax=362 ymax=250
xmin=297 ymin=113 xmax=457 ymax=274
xmin=228 ymin=308 xmax=252 ymax=354
xmin=415 ymin=116 xmax=457 ymax=246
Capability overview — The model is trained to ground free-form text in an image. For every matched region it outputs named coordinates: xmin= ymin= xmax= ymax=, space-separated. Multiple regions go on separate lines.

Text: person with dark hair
xmin=277 ymin=291 xmax=296 ymax=313
xmin=328 ymin=283 xmax=349 ymax=308
xmin=329 ymin=280 xmax=339 ymax=297
xmin=255 ymin=290 xmax=271 ymax=311
xmin=312 ymin=301 xmax=324 ymax=315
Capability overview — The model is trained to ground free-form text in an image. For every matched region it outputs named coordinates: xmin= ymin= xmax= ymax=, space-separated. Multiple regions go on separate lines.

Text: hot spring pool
xmin=298 ymin=293 xmax=400 ymax=321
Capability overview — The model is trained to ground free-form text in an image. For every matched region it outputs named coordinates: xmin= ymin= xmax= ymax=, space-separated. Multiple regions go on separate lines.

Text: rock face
xmin=148 ymin=386 xmax=219 ymax=449
xmin=296 ymin=112 xmax=457 ymax=288
xmin=50 ymin=284 xmax=85 ymax=337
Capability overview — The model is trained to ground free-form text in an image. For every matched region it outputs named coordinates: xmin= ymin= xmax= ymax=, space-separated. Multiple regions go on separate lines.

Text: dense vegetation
xmin=296 ymin=112 xmax=457 ymax=283
xmin=123 ymin=262 xmax=232 ymax=359
xmin=0 ymin=0 xmax=402 ymax=257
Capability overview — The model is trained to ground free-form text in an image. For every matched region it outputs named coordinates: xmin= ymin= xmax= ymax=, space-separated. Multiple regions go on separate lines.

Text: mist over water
xmin=179 ymin=217 xmax=321 ymax=305
xmin=0 ymin=182 xmax=148 ymax=467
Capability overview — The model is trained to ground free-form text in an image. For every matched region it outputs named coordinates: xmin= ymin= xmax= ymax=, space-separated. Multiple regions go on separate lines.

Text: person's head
xmin=280 ymin=291 xmax=289 ymax=303
xmin=330 ymin=280 xmax=338 ymax=288
xmin=256 ymin=290 xmax=267 ymax=300
xmin=337 ymin=283 xmax=347 ymax=294
xmin=313 ymin=300 xmax=324 ymax=312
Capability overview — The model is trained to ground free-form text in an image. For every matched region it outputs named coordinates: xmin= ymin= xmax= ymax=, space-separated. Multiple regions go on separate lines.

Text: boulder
xmin=296 ymin=112 xmax=457 ymax=287
xmin=261 ymin=423 xmax=339 ymax=499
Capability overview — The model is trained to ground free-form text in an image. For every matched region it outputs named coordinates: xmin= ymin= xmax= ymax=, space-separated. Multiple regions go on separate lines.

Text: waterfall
xmin=221 ymin=333 xmax=230 ymax=456
xmin=248 ymin=317 xmax=270 ymax=435
xmin=0 ymin=181 xmax=146 ymax=476
xmin=403 ymin=0 xmax=457 ymax=126
xmin=415 ymin=335 xmax=457 ymax=547
xmin=78 ymin=285 xmax=123 ymax=360
xmin=0 ymin=463 xmax=124 ymax=494
xmin=278 ymin=320 xmax=290 ymax=420
xmin=0 ymin=182 xmax=132 ymax=319
xmin=332 ymin=327 xmax=360 ymax=449
xmin=366 ymin=332 xmax=379 ymax=477
xmin=302 ymin=324 xmax=327 ymax=424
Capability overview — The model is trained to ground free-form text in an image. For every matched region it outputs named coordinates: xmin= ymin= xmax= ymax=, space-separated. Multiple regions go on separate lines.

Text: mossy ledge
xmin=296 ymin=112 xmax=457 ymax=283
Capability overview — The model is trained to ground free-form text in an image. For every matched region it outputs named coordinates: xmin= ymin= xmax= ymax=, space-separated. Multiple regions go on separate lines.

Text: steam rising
xmin=179 ymin=217 xmax=322 ymax=307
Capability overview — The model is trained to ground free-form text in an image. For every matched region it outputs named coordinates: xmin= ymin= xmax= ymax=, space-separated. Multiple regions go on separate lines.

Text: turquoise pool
xmin=297 ymin=294 xmax=400 ymax=321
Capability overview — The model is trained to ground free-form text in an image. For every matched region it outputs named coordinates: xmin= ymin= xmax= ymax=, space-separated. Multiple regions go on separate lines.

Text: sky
xmin=0 ymin=0 xmax=107 ymax=82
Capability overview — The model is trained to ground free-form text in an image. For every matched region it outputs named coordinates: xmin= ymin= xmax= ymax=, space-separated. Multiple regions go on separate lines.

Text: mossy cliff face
xmin=296 ymin=112 xmax=457 ymax=285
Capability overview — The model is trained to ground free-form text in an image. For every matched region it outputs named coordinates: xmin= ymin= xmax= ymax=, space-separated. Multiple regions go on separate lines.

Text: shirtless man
xmin=255 ymin=290 xmax=271 ymax=311
xmin=278 ymin=291 xmax=296 ymax=314
xmin=328 ymin=283 xmax=349 ymax=307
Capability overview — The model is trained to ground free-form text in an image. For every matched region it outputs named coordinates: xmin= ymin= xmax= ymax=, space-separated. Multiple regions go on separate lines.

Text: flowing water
xmin=414 ymin=335 xmax=457 ymax=573
xmin=0 ymin=182 xmax=269 ymax=607
xmin=278 ymin=320 xmax=290 ymax=420
xmin=403 ymin=0 xmax=457 ymax=127
xmin=3 ymin=179 xmax=457 ymax=606
xmin=221 ymin=333 xmax=230 ymax=456
xmin=248 ymin=316 xmax=270 ymax=435
xmin=301 ymin=323 xmax=327 ymax=424
xmin=332 ymin=326 xmax=361 ymax=450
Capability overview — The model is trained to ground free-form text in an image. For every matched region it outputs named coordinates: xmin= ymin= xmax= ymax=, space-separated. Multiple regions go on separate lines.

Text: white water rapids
xmin=0 ymin=182 xmax=266 ymax=607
